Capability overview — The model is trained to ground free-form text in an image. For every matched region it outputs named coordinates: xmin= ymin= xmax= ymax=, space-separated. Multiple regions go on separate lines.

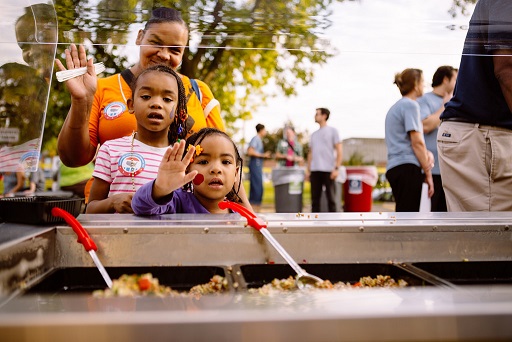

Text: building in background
xmin=342 ymin=138 xmax=387 ymax=167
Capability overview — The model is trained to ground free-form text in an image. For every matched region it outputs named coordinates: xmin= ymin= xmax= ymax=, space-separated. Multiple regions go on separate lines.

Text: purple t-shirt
xmin=132 ymin=180 xmax=209 ymax=215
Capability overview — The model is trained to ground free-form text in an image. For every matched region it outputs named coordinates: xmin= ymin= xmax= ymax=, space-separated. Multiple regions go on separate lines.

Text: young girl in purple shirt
xmin=132 ymin=127 xmax=243 ymax=214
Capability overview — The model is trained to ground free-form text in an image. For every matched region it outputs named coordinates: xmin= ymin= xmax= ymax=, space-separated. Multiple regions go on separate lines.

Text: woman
xmin=55 ymin=8 xmax=257 ymax=209
xmin=56 ymin=7 xmax=224 ymax=168
xmin=385 ymin=68 xmax=434 ymax=212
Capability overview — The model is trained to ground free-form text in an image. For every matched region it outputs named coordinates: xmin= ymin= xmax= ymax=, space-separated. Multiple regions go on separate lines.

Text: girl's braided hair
xmin=130 ymin=64 xmax=188 ymax=144
xmin=183 ymin=127 xmax=243 ymax=203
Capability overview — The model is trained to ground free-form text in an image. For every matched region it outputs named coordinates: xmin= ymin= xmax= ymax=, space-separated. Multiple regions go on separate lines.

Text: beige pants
xmin=437 ymin=121 xmax=512 ymax=211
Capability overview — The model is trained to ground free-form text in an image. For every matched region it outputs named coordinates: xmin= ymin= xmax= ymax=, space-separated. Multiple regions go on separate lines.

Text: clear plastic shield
xmin=0 ymin=1 xmax=57 ymax=172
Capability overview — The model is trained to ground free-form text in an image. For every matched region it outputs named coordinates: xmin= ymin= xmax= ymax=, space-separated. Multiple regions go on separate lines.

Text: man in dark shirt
xmin=438 ymin=0 xmax=512 ymax=211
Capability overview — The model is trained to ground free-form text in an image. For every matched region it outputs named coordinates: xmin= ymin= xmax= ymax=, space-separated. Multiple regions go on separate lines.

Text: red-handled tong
xmin=52 ymin=207 xmax=97 ymax=251
xmin=218 ymin=200 xmax=267 ymax=230
xmin=51 ymin=207 xmax=113 ymax=288
xmin=219 ymin=200 xmax=323 ymax=289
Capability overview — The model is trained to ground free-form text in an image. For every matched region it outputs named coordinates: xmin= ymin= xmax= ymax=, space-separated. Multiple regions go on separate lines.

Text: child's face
xmin=189 ymin=134 xmax=239 ymax=202
xmin=129 ymin=71 xmax=178 ymax=134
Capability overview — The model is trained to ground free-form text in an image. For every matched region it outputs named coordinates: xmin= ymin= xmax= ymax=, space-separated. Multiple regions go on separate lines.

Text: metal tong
xmin=51 ymin=207 xmax=113 ymax=288
xmin=219 ymin=200 xmax=323 ymax=289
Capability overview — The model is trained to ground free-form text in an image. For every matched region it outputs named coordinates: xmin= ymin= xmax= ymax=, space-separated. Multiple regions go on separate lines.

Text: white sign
xmin=0 ymin=127 xmax=20 ymax=143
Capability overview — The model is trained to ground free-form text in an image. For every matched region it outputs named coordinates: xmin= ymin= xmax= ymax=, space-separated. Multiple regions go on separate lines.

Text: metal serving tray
xmin=24 ymin=266 xmax=232 ymax=295
xmin=232 ymin=263 xmax=439 ymax=289
xmin=409 ymin=261 xmax=512 ymax=286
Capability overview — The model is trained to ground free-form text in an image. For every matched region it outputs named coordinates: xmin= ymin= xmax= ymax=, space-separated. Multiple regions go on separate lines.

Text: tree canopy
xmin=42 ymin=0 xmax=476 ymax=153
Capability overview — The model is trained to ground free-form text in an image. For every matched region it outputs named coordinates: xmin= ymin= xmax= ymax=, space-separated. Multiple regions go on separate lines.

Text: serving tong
xmin=51 ymin=207 xmax=112 ymax=288
xmin=219 ymin=200 xmax=323 ymax=289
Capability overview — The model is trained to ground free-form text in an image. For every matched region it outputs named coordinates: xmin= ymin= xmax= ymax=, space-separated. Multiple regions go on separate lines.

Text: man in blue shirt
xmin=246 ymin=124 xmax=271 ymax=212
xmin=418 ymin=65 xmax=457 ymax=212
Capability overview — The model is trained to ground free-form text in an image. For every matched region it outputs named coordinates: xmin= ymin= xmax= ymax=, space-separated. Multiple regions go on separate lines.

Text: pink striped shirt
xmin=93 ymin=135 xmax=168 ymax=197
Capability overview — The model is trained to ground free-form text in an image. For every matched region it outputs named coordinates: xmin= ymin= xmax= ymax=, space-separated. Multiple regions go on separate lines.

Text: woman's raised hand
xmin=55 ymin=44 xmax=98 ymax=101
xmin=153 ymin=140 xmax=198 ymax=199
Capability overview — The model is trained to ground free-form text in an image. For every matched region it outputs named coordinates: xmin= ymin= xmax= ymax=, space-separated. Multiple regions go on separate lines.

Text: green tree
xmin=449 ymin=0 xmax=478 ymax=17
xmin=44 ymin=0 xmax=340 ymax=150
xmin=43 ymin=0 xmax=475 ymax=151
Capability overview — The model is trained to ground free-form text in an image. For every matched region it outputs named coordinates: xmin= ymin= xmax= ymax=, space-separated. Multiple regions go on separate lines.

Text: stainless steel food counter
xmin=0 ymin=211 xmax=511 ymax=341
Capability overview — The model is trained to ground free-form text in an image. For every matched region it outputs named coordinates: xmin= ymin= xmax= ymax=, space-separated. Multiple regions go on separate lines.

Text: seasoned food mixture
xmin=249 ymin=275 xmax=408 ymax=294
xmin=92 ymin=273 xmax=228 ymax=298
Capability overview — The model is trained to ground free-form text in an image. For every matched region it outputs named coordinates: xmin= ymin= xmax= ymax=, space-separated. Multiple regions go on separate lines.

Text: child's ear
xmin=127 ymin=98 xmax=134 ymax=114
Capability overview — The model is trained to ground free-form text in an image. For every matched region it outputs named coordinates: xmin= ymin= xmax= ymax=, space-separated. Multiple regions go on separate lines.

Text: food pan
xmin=410 ymin=261 xmax=512 ymax=285
xmin=24 ymin=266 xmax=232 ymax=295
xmin=232 ymin=263 xmax=437 ymax=290
xmin=0 ymin=196 xmax=83 ymax=224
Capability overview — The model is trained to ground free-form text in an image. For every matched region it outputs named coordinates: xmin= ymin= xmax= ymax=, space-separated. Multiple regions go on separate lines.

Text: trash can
xmin=343 ymin=166 xmax=378 ymax=212
xmin=320 ymin=166 xmax=347 ymax=212
xmin=272 ymin=167 xmax=305 ymax=213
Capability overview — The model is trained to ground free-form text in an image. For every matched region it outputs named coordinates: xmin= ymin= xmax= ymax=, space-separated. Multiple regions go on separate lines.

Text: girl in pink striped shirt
xmin=86 ymin=65 xmax=188 ymax=213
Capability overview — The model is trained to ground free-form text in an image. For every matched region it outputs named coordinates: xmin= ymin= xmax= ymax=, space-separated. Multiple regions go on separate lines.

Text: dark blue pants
xmin=249 ymin=165 xmax=263 ymax=205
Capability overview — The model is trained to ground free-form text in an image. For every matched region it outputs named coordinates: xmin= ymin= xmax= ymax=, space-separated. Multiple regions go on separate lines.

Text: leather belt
xmin=441 ymin=117 xmax=475 ymax=123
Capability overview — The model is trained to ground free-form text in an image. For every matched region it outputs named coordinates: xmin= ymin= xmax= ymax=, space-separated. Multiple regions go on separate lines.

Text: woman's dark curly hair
xmin=130 ymin=64 xmax=188 ymax=144
xmin=182 ymin=127 xmax=243 ymax=203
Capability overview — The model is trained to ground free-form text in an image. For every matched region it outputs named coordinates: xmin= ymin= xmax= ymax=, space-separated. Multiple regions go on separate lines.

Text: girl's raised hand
xmin=153 ymin=140 xmax=198 ymax=199
xmin=54 ymin=44 xmax=97 ymax=101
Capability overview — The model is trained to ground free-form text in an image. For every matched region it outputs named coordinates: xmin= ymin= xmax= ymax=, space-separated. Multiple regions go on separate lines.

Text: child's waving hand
xmin=152 ymin=140 xmax=198 ymax=200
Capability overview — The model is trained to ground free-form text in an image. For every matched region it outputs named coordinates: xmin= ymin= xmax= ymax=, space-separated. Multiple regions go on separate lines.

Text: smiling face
xmin=128 ymin=70 xmax=178 ymax=137
xmin=136 ymin=22 xmax=188 ymax=71
xmin=188 ymin=134 xmax=239 ymax=205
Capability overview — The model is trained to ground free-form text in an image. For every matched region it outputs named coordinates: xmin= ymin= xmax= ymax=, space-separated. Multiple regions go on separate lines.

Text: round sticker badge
xmin=20 ymin=151 xmax=40 ymax=171
xmin=118 ymin=152 xmax=145 ymax=177
xmin=103 ymin=102 xmax=126 ymax=120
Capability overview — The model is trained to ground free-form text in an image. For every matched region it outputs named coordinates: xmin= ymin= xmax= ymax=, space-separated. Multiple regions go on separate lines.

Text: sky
xmin=236 ymin=0 xmax=475 ymax=144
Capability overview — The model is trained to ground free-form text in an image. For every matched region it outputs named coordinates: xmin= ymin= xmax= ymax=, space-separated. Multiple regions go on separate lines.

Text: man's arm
xmin=422 ymin=106 xmax=444 ymax=134
xmin=246 ymin=146 xmax=270 ymax=159
xmin=494 ymin=49 xmax=512 ymax=112
xmin=335 ymin=142 xmax=343 ymax=169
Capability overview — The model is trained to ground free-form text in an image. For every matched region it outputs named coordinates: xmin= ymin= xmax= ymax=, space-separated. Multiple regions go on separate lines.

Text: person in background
xmin=15 ymin=3 xmax=57 ymax=82
xmin=59 ymin=163 xmax=95 ymax=198
xmin=24 ymin=167 xmax=46 ymax=195
xmin=417 ymin=65 xmax=457 ymax=212
xmin=307 ymin=108 xmax=342 ymax=212
xmin=246 ymin=123 xmax=271 ymax=212
xmin=385 ymin=68 xmax=434 ymax=212
xmin=2 ymin=171 xmax=26 ymax=196
xmin=275 ymin=125 xmax=303 ymax=167
xmin=86 ymin=65 xmax=187 ymax=213
xmin=438 ymin=0 xmax=512 ymax=211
